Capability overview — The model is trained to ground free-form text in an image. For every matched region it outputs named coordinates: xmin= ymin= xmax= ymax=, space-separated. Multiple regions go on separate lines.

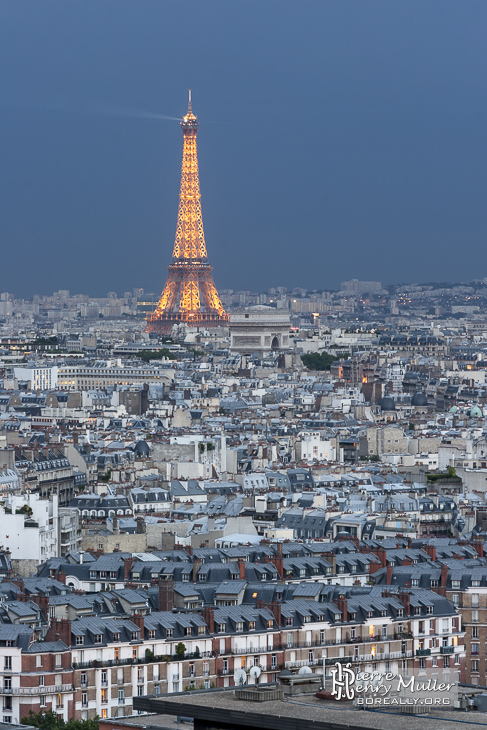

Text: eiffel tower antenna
xmin=146 ymin=94 xmax=229 ymax=334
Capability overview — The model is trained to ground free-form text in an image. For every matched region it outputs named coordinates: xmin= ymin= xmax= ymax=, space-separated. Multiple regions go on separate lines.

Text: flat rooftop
xmin=134 ymin=691 xmax=487 ymax=730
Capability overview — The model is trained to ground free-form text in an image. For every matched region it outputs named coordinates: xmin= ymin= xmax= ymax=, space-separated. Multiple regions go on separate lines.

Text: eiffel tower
xmin=146 ymin=92 xmax=229 ymax=334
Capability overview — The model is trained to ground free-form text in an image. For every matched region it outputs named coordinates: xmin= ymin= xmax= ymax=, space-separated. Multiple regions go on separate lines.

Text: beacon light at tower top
xmin=146 ymin=91 xmax=229 ymax=335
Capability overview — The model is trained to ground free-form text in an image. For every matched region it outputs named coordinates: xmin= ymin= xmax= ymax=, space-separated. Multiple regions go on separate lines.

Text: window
xmin=472 ymin=626 xmax=479 ymax=639
xmin=426 ymin=606 xmax=433 ymax=615
xmin=184 ymin=627 xmax=192 ymax=636
xmin=472 ymin=610 xmax=479 ymax=622
xmin=236 ymin=622 xmax=243 ymax=632
xmin=4 ymin=657 xmax=11 ymax=670
xmin=113 ymin=633 xmax=121 ymax=642
xmin=131 ymin=631 xmax=138 ymax=640
xmin=419 ymin=658 xmax=425 ymax=669
xmin=452 ymin=594 xmax=459 ymax=606
xmin=95 ymin=634 xmax=103 ymax=644
xmin=271 ymin=654 xmax=277 ymax=669
xmin=166 ymin=629 xmax=173 ymax=638
xmin=82 ymin=692 xmax=88 ymax=707
xmin=149 ymin=630 xmax=156 ymax=640
xmin=285 ymin=617 xmax=293 ymax=626
xmin=76 ymin=636 xmax=84 ymax=646
xmin=472 ymin=660 xmax=479 ymax=673
xmin=39 ymin=676 xmax=45 ymax=687
xmin=451 ymin=580 xmax=460 ymax=589
xmin=101 ymin=710 xmax=107 ymax=720
xmin=472 ymin=643 xmax=479 ymax=655
xmin=472 ymin=594 xmax=479 ymax=608
xmin=249 ymin=621 xmax=256 ymax=631
xmin=81 ymin=672 xmax=87 ymax=687
xmin=101 ymin=689 xmax=108 ymax=704
xmin=55 ymin=654 xmax=62 ymax=669
xmin=217 ymin=624 xmax=226 ymax=633
xmin=40 ymin=696 xmax=46 ymax=708
xmin=118 ymin=689 xmax=124 ymax=704
xmin=198 ymin=626 xmax=205 ymax=635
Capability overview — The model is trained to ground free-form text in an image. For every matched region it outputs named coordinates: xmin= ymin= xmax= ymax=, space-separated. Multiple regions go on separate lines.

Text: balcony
xmin=416 ymin=649 xmax=431 ymax=657
xmin=440 ymin=646 xmax=455 ymax=654
xmin=1 ymin=684 xmax=74 ymax=696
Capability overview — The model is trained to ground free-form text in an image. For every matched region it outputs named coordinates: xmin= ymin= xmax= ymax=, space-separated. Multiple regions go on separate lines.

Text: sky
xmin=0 ymin=0 xmax=486 ymax=298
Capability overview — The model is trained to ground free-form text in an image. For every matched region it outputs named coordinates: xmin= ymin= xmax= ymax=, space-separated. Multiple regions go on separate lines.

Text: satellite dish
xmin=298 ymin=666 xmax=313 ymax=675
xmin=249 ymin=666 xmax=261 ymax=679
xmin=234 ymin=668 xmax=247 ymax=686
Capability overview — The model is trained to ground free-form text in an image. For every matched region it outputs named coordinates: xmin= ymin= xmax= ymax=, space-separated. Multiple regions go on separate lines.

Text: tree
xmin=175 ymin=642 xmax=186 ymax=658
xmin=301 ymin=351 xmax=338 ymax=371
xmin=21 ymin=710 xmax=99 ymax=730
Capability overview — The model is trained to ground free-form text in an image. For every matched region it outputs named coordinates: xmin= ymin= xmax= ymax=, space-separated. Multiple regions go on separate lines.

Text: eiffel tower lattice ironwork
xmin=146 ymin=92 xmax=229 ymax=334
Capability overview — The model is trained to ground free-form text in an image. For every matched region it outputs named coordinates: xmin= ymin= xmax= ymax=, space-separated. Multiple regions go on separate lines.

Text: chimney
xmin=237 ymin=558 xmax=246 ymax=580
xmin=350 ymin=536 xmax=360 ymax=549
xmin=124 ymin=557 xmax=134 ymax=580
xmin=45 ymin=619 xmax=71 ymax=646
xmin=136 ymin=516 xmax=146 ymax=534
xmin=424 ymin=545 xmax=436 ymax=562
xmin=398 ymin=591 xmax=411 ymax=616
xmin=386 ymin=564 xmax=393 ymax=586
xmin=131 ymin=614 xmax=144 ymax=635
xmin=79 ymin=550 xmax=84 ymax=565
xmin=186 ymin=545 xmax=193 ymax=557
xmin=57 ymin=571 xmax=66 ymax=585
xmin=440 ymin=563 xmax=448 ymax=590
xmin=368 ymin=559 xmax=382 ymax=578
xmin=158 ymin=580 xmax=174 ymax=612
xmin=323 ymin=551 xmax=336 ymax=575
xmin=335 ymin=594 xmax=348 ymax=622
xmin=473 ymin=538 xmax=484 ymax=558
xmin=201 ymin=606 xmax=215 ymax=634
xmin=268 ymin=601 xmax=282 ymax=627
xmin=375 ymin=546 xmax=387 ymax=568
xmin=32 ymin=595 xmax=49 ymax=619
xmin=112 ymin=516 xmax=120 ymax=535
xmin=401 ymin=557 xmax=413 ymax=566
xmin=192 ymin=558 xmax=202 ymax=583
xmin=270 ymin=546 xmax=284 ymax=580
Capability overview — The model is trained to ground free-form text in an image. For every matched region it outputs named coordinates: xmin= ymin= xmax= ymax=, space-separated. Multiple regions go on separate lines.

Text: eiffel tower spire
xmin=146 ymin=93 xmax=229 ymax=334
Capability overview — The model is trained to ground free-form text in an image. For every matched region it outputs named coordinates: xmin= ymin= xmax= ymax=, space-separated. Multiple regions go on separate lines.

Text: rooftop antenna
xmin=188 ymin=89 xmax=192 ymax=112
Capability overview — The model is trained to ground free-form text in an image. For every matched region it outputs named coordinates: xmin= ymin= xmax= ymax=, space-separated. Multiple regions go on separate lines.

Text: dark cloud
xmin=0 ymin=0 xmax=485 ymax=296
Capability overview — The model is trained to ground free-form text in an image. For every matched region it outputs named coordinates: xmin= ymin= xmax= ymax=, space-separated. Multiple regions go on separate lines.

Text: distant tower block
xmin=146 ymin=92 xmax=229 ymax=334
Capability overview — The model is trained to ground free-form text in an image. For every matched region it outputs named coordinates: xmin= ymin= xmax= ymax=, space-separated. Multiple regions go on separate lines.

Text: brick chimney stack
xmin=424 ymin=545 xmax=437 ymax=562
xmin=45 ymin=619 xmax=71 ymax=646
xmin=386 ymin=563 xmax=393 ymax=586
xmin=368 ymin=559 xmax=382 ymax=578
xmin=237 ymin=558 xmax=246 ymax=580
xmin=123 ymin=557 xmax=134 ymax=580
xmin=335 ymin=594 xmax=348 ymax=622
xmin=200 ymin=606 xmax=215 ymax=634
xmin=159 ymin=580 xmax=174 ymax=612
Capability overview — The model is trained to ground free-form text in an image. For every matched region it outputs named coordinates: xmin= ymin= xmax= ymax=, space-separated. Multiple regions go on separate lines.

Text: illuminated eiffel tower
xmin=146 ymin=92 xmax=229 ymax=334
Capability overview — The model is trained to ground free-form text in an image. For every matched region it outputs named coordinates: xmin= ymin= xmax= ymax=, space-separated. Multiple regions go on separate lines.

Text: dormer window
xmin=426 ymin=606 xmax=433 ymax=615
xmin=414 ymin=607 xmax=421 ymax=615
xmin=367 ymin=611 xmax=374 ymax=618
xmin=90 ymin=571 xmax=96 ymax=579
xmin=411 ymin=579 xmax=419 ymax=587
xmin=267 ymin=619 xmax=274 ymax=628
xmin=472 ymin=580 xmax=481 ymax=587
xmin=131 ymin=631 xmax=138 ymax=640
xmin=166 ymin=629 xmax=173 ymax=638
xmin=349 ymin=613 xmax=356 ymax=621
xmin=249 ymin=621 xmax=256 ymax=631
xmin=236 ymin=622 xmax=244 ymax=632
xmin=95 ymin=634 xmax=103 ymax=644
xmin=184 ymin=627 xmax=192 ymax=636
xmin=76 ymin=636 xmax=84 ymax=646
xmin=113 ymin=633 xmax=121 ymax=642
xmin=217 ymin=623 xmax=226 ymax=633
xmin=397 ymin=609 xmax=404 ymax=617
xmin=452 ymin=580 xmax=460 ymax=589
xmin=285 ymin=617 xmax=293 ymax=626
xmin=149 ymin=630 xmax=156 ymax=639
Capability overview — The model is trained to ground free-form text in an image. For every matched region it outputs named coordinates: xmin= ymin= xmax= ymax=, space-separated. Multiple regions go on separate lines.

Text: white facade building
xmin=13 ymin=365 xmax=58 ymax=390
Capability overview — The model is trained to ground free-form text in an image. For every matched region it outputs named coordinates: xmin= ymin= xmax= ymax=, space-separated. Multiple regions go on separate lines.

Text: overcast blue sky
xmin=0 ymin=1 xmax=485 ymax=297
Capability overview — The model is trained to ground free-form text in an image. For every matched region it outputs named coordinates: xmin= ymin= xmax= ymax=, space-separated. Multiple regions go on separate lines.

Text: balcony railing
xmin=1 ymin=684 xmax=73 ymax=696
xmin=416 ymin=649 xmax=431 ymax=657
xmin=440 ymin=646 xmax=455 ymax=654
